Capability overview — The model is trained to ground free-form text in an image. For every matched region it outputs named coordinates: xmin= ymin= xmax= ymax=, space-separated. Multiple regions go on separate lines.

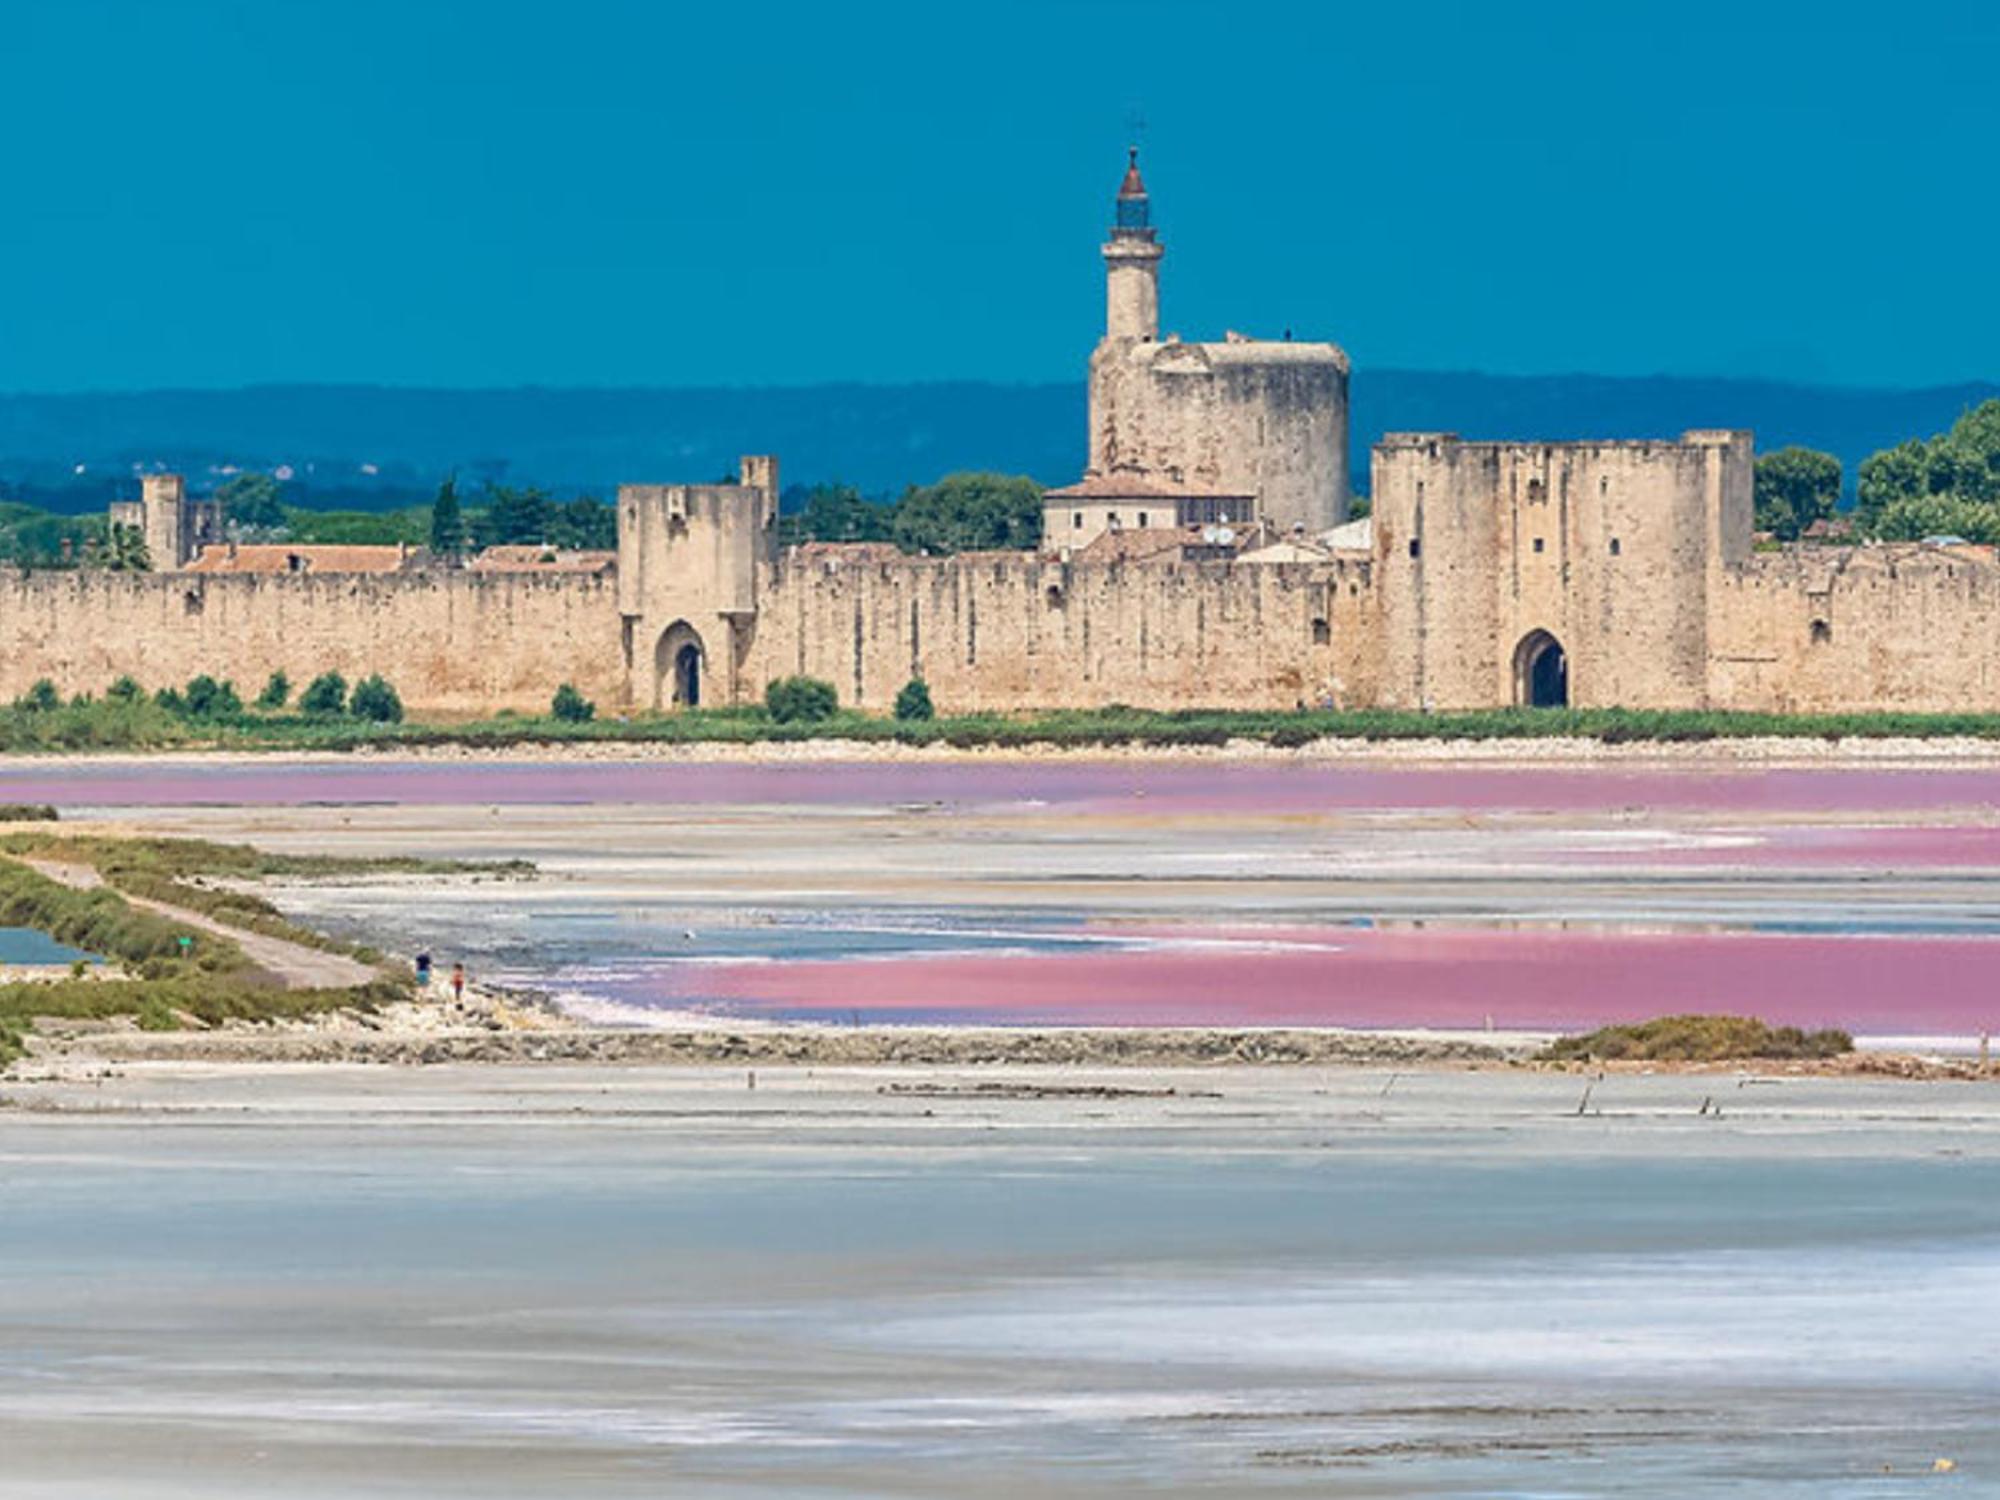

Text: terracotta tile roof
xmin=466 ymin=546 xmax=616 ymax=576
xmin=183 ymin=544 xmax=418 ymax=575
xmin=1043 ymin=471 xmax=1251 ymax=503
xmin=1070 ymin=525 xmax=1244 ymax=565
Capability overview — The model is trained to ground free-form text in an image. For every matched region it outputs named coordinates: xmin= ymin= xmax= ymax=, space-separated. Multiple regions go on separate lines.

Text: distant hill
xmin=0 ymin=373 xmax=1993 ymax=512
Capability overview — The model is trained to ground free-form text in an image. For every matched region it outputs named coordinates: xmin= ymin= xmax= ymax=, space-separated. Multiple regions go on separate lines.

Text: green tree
xmin=106 ymin=675 xmax=144 ymax=704
xmin=349 ymin=674 xmax=403 ymax=723
xmin=92 ymin=522 xmax=151 ymax=572
xmin=783 ymin=483 xmax=891 ymax=545
xmin=216 ymin=473 xmax=288 ymax=535
xmin=548 ymin=497 xmax=616 ymax=550
xmin=256 ymin=671 xmax=291 ymax=709
xmin=890 ymin=473 xmax=1043 ymax=554
xmin=298 ymin=671 xmax=348 ymax=716
xmin=893 ymin=678 xmax=935 ymax=722
xmin=182 ymin=675 xmax=242 ymax=719
xmin=482 ymin=484 xmax=553 ymax=546
xmin=765 ymin=675 xmax=838 ymax=724
xmin=1870 ymin=493 xmax=2000 ymax=544
xmin=15 ymin=679 xmax=59 ymax=712
xmin=1753 ymin=446 xmax=1841 ymax=541
xmin=1858 ymin=400 xmax=2000 ymax=532
xmin=551 ymin=682 xmax=595 ymax=722
xmin=429 ymin=476 xmax=466 ymax=558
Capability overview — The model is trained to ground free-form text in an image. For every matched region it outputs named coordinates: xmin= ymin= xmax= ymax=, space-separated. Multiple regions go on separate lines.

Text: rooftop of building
xmin=1043 ymin=471 xmax=1253 ymax=503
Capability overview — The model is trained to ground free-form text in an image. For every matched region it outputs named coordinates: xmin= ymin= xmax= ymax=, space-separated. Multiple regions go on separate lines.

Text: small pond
xmin=0 ymin=927 xmax=96 ymax=966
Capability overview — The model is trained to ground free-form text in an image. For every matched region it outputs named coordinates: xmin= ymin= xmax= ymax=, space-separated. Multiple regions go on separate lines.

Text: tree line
xmin=1756 ymin=398 xmax=2000 ymax=543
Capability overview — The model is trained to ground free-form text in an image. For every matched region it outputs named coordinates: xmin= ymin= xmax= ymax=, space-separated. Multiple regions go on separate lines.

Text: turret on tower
xmin=1103 ymin=147 xmax=1162 ymax=340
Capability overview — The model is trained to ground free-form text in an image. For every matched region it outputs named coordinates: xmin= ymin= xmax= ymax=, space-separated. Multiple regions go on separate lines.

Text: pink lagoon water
xmin=17 ymin=756 xmax=2000 ymax=816
xmin=14 ymin=756 xmax=2000 ymax=1039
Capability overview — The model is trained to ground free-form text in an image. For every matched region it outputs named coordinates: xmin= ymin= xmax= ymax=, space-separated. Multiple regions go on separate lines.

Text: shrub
xmin=182 ymin=675 xmax=242 ymax=719
xmin=551 ymin=682 xmax=595 ymax=723
xmin=349 ymin=674 xmax=404 ymax=723
xmin=256 ymin=670 xmax=291 ymax=709
xmin=153 ymin=687 xmax=185 ymax=715
xmin=16 ymin=680 xmax=59 ymax=713
xmin=106 ymin=676 xmax=144 ymax=704
xmin=1542 ymin=1015 xmax=1854 ymax=1064
xmin=765 ymin=675 xmax=838 ymax=724
xmin=298 ymin=671 xmax=348 ymax=716
xmin=0 ymin=805 xmax=58 ymax=823
xmin=893 ymin=678 xmax=935 ymax=722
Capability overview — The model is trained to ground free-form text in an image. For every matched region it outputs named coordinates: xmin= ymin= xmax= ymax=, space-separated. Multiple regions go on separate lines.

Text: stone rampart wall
xmin=0 ymin=569 xmax=624 ymax=712
xmin=1708 ymin=547 xmax=2000 ymax=711
xmin=743 ymin=550 xmax=1376 ymax=713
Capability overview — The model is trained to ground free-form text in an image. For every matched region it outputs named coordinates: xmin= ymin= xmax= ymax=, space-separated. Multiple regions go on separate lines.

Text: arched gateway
xmin=654 ymin=621 xmax=705 ymax=710
xmin=1514 ymin=629 xmax=1568 ymax=708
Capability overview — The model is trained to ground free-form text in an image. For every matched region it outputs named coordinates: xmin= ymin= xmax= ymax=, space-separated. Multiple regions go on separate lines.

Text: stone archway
xmin=654 ymin=621 xmax=706 ymax=710
xmin=1513 ymin=629 xmax=1568 ymax=708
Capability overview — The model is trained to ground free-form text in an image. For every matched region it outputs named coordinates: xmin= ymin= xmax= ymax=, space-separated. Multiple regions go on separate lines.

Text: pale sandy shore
xmin=9 ymin=731 xmax=2000 ymax=771
xmin=16 ymin=993 xmax=1992 ymax=1081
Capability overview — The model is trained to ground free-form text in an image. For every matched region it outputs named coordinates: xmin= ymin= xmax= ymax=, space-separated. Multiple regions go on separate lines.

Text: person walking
xmin=414 ymin=951 xmax=432 ymax=990
xmin=450 ymin=962 xmax=466 ymax=1002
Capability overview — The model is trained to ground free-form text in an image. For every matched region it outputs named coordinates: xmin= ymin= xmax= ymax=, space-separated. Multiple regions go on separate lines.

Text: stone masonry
xmin=11 ymin=151 xmax=1995 ymax=718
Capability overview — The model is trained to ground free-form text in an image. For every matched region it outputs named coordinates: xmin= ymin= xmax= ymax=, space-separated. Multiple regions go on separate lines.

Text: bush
xmin=16 ymin=680 xmax=59 ymax=713
xmin=256 ymin=670 xmax=291 ymax=709
xmin=551 ymin=682 xmax=595 ymax=723
xmin=0 ymin=805 xmax=58 ymax=823
xmin=106 ymin=676 xmax=144 ymax=704
xmin=349 ymin=674 xmax=404 ymax=724
xmin=765 ymin=675 xmax=838 ymax=724
xmin=298 ymin=671 xmax=348 ymax=716
xmin=893 ymin=678 xmax=935 ymax=722
xmin=1542 ymin=1015 xmax=1854 ymax=1064
xmin=153 ymin=687 xmax=185 ymax=715
xmin=182 ymin=675 xmax=242 ymax=719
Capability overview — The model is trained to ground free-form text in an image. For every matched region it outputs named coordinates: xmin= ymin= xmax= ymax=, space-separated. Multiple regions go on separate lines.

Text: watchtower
xmin=616 ymin=456 xmax=779 ymax=709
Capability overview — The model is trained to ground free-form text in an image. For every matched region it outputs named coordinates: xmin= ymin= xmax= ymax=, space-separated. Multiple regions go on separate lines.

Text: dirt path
xmin=22 ymin=859 xmax=381 ymax=990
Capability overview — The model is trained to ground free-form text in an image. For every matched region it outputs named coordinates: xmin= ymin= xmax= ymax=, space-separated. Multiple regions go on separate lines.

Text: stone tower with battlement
xmin=615 ymin=456 xmax=779 ymax=710
xmin=1371 ymin=430 xmax=1753 ymax=710
xmin=1083 ymin=150 xmax=1350 ymax=537
xmin=106 ymin=475 xmax=222 ymax=571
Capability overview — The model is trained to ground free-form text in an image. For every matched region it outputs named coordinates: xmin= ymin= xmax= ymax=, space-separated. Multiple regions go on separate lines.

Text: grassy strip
xmin=0 ymin=833 xmax=531 ymax=963
xmin=1542 ymin=1015 xmax=1855 ymax=1063
xmin=24 ymin=699 xmax=2000 ymax=754
xmin=0 ymin=856 xmax=255 ymax=981
xmin=0 ymin=839 xmax=450 ymax=1066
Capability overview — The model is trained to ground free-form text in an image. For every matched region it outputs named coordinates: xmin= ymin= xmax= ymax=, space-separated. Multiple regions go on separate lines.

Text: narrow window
xmin=1073 ymin=512 xmax=1083 ymax=530
xmin=1533 ymin=537 xmax=1545 ymax=554
xmin=1311 ymin=617 xmax=1331 ymax=645
xmin=1811 ymin=619 xmax=1832 ymax=644
xmin=1610 ymin=537 xmax=1622 ymax=556
xmin=1137 ymin=512 xmax=1150 ymax=529
xmin=1408 ymin=537 xmax=1421 ymax=559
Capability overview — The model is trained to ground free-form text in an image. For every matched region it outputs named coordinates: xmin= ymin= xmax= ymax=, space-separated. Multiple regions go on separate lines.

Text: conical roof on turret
xmin=1117 ymin=146 xmax=1147 ymax=200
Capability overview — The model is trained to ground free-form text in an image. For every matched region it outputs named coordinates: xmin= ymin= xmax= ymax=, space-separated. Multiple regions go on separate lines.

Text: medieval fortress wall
xmin=743 ymin=549 xmax=1375 ymax=713
xmin=9 ymin=150 xmax=1997 ymax=719
xmin=0 ymin=568 xmax=623 ymax=711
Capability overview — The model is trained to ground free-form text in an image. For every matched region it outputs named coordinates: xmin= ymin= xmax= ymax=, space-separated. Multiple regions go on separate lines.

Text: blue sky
xmin=2 ymin=0 xmax=1995 ymax=392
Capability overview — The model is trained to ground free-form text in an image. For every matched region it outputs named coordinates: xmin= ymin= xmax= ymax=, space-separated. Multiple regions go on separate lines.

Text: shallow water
xmin=3 ymin=1067 xmax=1996 ymax=1497
xmin=12 ymin=755 xmax=2000 ymax=1036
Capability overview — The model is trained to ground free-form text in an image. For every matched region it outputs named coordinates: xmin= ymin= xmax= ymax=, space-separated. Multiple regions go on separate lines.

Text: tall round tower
xmin=1103 ymin=147 xmax=1162 ymax=341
